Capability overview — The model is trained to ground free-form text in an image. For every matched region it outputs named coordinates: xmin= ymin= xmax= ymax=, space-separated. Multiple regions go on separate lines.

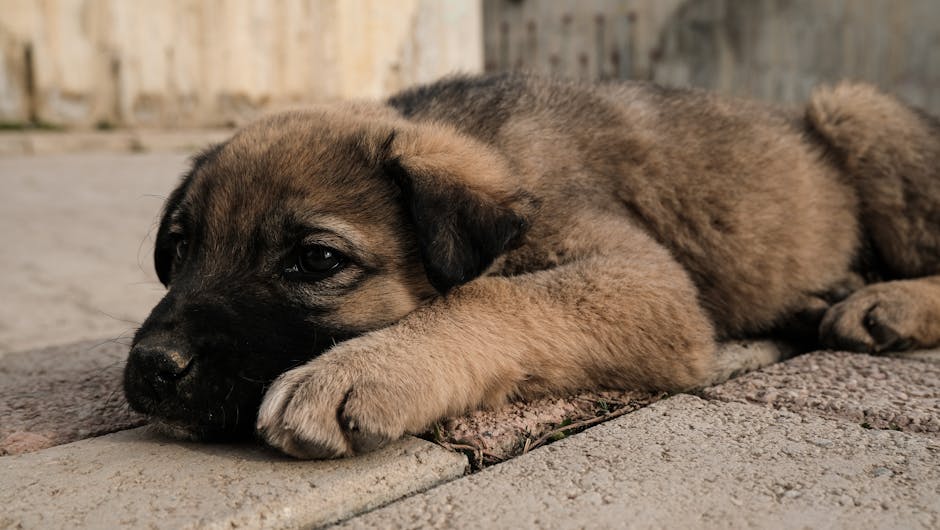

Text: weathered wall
xmin=652 ymin=0 xmax=940 ymax=112
xmin=0 ymin=0 xmax=483 ymax=128
xmin=485 ymin=0 xmax=940 ymax=113
xmin=484 ymin=0 xmax=685 ymax=81
xmin=6 ymin=0 xmax=938 ymax=128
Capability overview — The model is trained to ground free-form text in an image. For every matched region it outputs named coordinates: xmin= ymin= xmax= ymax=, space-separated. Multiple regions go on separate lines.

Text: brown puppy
xmin=124 ymin=73 xmax=940 ymax=458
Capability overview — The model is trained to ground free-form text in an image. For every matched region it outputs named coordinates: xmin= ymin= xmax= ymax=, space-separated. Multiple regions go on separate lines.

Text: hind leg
xmin=820 ymin=277 xmax=940 ymax=352
xmin=808 ymin=84 xmax=940 ymax=353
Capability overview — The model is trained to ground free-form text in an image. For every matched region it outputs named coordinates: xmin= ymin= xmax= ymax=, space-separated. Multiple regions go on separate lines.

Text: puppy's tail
xmin=806 ymin=82 xmax=940 ymax=277
xmin=806 ymin=81 xmax=938 ymax=175
xmin=703 ymin=340 xmax=793 ymax=387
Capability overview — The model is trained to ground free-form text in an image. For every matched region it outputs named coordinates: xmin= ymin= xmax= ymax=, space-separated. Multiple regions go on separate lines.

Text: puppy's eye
xmin=290 ymin=245 xmax=346 ymax=278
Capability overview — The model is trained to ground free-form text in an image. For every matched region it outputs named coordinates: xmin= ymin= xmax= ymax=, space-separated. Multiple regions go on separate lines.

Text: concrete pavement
xmin=2 ymin=148 xmax=938 ymax=528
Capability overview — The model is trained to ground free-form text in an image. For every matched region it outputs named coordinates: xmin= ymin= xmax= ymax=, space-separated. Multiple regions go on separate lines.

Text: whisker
xmin=137 ymin=215 xmax=161 ymax=276
xmin=83 ymin=332 xmax=137 ymax=354
xmin=88 ymin=307 xmax=142 ymax=327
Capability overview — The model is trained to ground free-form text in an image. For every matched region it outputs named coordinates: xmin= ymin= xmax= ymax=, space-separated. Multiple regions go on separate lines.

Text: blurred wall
xmin=652 ymin=0 xmax=940 ymax=112
xmin=0 ymin=0 xmax=483 ymax=128
xmin=485 ymin=0 xmax=940 ymax=113
xmin=484 ymin=0 xmax=684 ymax=82
xmin=5 ymin=0 xmax=938 ymax=129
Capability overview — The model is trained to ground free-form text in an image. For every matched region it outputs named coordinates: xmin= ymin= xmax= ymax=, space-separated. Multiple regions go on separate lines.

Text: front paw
xmin=256 ymin=358 xmax=403 ymax=459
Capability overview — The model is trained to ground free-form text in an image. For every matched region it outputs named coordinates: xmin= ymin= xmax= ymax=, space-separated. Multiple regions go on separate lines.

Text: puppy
xmin=124 ymin=73 xmax=940 ymax=458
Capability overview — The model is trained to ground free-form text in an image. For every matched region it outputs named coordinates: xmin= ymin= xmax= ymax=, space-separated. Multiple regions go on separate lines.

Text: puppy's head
xmin=124 ymin=107 xmax=531 ymax=440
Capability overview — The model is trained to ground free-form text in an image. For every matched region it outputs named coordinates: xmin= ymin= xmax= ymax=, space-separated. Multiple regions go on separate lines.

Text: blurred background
xmin=1 ymin=0 xmax=938 ymax=130
xmin=0 ymin=0 xmax=939 ymax=355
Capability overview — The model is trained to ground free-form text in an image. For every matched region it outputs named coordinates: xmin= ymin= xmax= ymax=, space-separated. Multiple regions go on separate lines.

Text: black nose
xmin=127 ymin=341 xmax=194 ymax=400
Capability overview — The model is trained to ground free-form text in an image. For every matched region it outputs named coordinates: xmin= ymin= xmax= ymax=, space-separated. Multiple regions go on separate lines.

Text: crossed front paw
xmin=256 ymin=357 xmax=407 ymax=459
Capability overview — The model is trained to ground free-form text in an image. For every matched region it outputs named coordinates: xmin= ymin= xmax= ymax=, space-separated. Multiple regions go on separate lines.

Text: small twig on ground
xmin=437 ymin=441 xmax=501 ymax=469
xmin=523 ymin=405 xmax=636 ymax=454
xmin=571 ymin=396 xmax=627 ymax=408
xmin=439 ymin=442 xmax=480 ymax=453
xmin=437 ymin=441 xmax=481 ymax=467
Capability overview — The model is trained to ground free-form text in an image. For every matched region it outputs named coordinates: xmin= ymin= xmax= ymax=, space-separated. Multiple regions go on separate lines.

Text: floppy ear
xmin=153 ymin=172 xmax=196 ymax=286
xmin=153 ymin=143 xmax=224 ymax=286
xmin=382 ymin=125 xmax=533 ymax=293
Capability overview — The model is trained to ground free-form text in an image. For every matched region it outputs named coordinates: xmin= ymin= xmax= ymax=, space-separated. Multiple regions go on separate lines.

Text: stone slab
xmin=703 ymin=350 xmax=940 ymax=436
xmin=339 ymin=395 xmax=940 ymax=529
xmin=0 ymin=339 xmax=145 ymax=455
xmin=0 ymin=427 xmax=467 ymax=530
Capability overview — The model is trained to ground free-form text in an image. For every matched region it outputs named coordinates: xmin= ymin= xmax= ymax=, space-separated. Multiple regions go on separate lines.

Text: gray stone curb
xmin=0 ymin=427 xmax=467 ymax=529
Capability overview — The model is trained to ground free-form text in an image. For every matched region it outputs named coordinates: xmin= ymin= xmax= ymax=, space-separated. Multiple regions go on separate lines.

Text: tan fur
xmin=136 ymin=74 xmax=940 ymax=459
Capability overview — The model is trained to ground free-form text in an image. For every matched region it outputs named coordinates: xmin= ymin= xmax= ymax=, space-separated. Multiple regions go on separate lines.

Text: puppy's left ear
xmin=382 ymin=125 xmax=534 ymax=293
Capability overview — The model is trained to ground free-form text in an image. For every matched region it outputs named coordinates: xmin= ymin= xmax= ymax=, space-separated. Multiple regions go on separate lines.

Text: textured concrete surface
xmin=703 ymin=350 xmax=940 ymax=436
xmin=0 ymin=152 xmax=190 ymax=355
xmin=0 ymin=427 xmax=467 ymax=529
xmin=0 ymin=339 xmax=144 ymax=455
xmin=340 ymin=395 xmax=940 ymax=529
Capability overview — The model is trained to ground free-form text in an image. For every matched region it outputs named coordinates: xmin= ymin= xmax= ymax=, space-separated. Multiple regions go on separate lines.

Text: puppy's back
xmin=388 ymin=74 xmax=862 ymax=337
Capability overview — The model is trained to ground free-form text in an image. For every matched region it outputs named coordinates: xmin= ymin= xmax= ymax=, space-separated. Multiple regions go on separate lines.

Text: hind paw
xmin=819 ymin=283 xmax=931 ymax=353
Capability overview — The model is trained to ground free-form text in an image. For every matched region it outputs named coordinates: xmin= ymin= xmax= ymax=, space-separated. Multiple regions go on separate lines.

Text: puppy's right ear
xmin=153 ymin=143 xmax=223 ymax=286
xmin=153 ymin=177 xmax=192 ymax=286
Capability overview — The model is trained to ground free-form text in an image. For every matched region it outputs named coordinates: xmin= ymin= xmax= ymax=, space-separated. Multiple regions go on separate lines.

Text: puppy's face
xmin=125 ymin=112 xmax=438 ymax=440
xmin=124 ymin=109 xmax=529 ymax=440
